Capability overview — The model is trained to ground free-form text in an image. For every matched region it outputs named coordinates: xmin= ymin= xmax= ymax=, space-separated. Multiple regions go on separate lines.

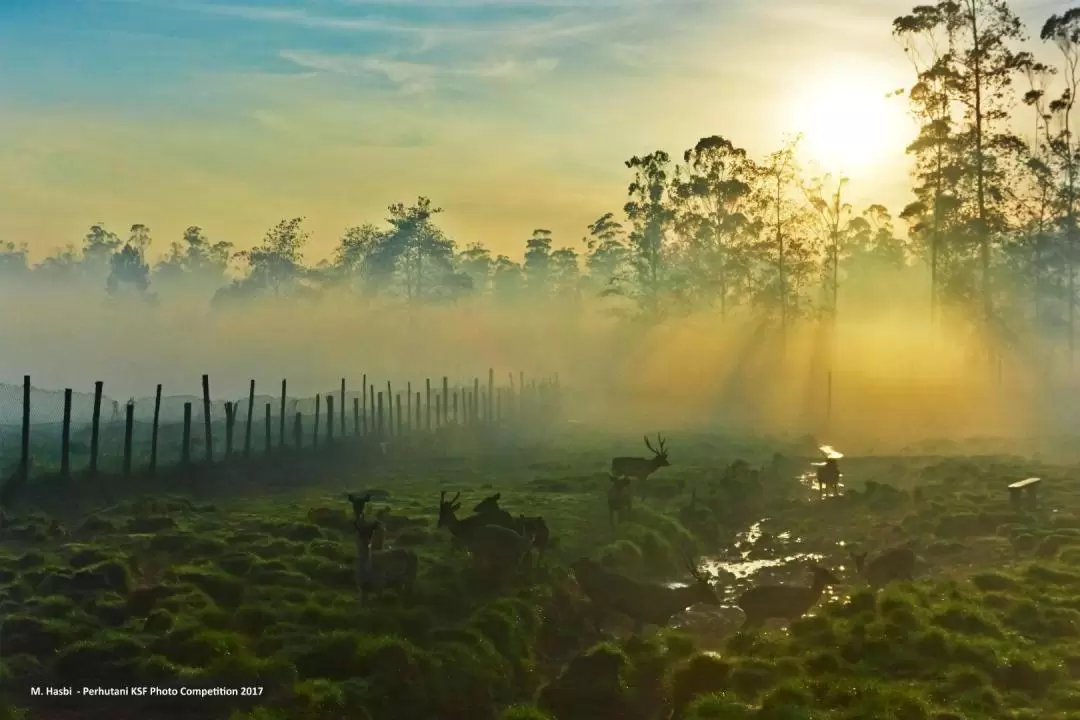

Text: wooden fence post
xmin=313 ymin=395 xmax=321 ymax=449
xmin=395 ymin=394 xmax=402 ymax=437
xmin=442 ymin=377 xmax=449 ymax=428
xmin=279 ymin=379 xmax=287 ymax=450
xmin=353 ymin=397 xmax=360 ymax=436
xmin=386 ymin=382 xmax=393 ymax=436
xmin=224 ymin=402 xmax=235 ymax=458
xmin=426 ymin=378 xmax=432 ymax=432
xmin=453 ymin=390 xmax=459 ymax=425
xmin=369 ymin=384 xmax=375 ymax=435
xmin=415 ymin=391 xmax=421 ymax=431
xmin=326 ymin=394 xmax=334 ymax=444
xmin=473 ymin=378 xmax=480 ymax=425
xmin=181 ymin=402 xmax=192 ymax=467
xmin=89 ymin=381 xmax=103 ymax=476
xmin=362 ymin=374 xmax=368 ymax=435
xmin=19 ymin=376 xmax=30 ymax=484
xmin=340 ymin=378 xmax=346 ymax=437
xmin=244 ymin=379 xmax=255 ymax=458
xmin=488 ymin=368 xmax=494 ymax=424
xmin=377 ymin=392 xmax=385 ymax=437
xmin=149 ymin=384 xmax=161 ymax=474
xmin=61 ymin=388 xmax=72 ymax=478
xmin=201 ymin=374 xmax=213 ymax=463
xmin=436 ymin=395 xmax=442 ymax=428
xmin=122 ymin=401 xmax=134 ymax=476
xmin=264 ymin=403 xmax=272 ymax=452
xmin=406 ymin=382 xmax=412 ymax=433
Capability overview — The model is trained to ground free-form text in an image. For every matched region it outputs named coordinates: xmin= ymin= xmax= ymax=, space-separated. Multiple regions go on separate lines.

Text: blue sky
xmin=0 ymin=0 xmax=1066 ymax=261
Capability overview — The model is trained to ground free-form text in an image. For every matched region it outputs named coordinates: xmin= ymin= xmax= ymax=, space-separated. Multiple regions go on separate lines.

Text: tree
xmin=457 ymin=242 xmax=494 ymax=295
xmin=622 ymin=151 xmax=676 ymax=317
xmin=492 ymin=255 xmax=524 ymax=301
xmin=1039 ymin=9 xmax=1080 ymax=362
xmin=674 ymin=135 xmax=756 ymax=317
xmin=582 ymin=213 xmax=629 ymax=297
xmin=236 ymin=217 xmax=309 ymax=297
xmin=523 ymin=229 xmax=554 ymax=295
xmin=332 ymin=224 xmax=384 ymax=292
xmin=80 ymin=224 xmax=122 ymax=282
xmin=155 ymin=226 xmax=233 ymax=290
xmin=550 ymin=247 xmax=581 ymax=303
xmin=804 ymin=174 xmax=852 ymax=319
xmin=360 ymin=197 xmax=460 ymax=302
xmin=752 ymin=137 xmax=815 ymax=334
xmin=0 ymin=242 xmax=29 ymax=280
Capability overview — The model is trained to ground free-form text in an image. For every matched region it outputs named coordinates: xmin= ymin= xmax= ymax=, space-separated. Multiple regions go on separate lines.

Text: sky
xmin=0 ymin=0 xmax=1069 ymax=264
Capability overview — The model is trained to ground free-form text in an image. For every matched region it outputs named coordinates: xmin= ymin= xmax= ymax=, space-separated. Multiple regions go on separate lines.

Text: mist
xmin=3 ymin=242 xmax=1076 ymax=458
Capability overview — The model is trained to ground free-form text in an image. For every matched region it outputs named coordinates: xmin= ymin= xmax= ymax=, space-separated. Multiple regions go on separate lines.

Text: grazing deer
xmin=611 ymin=434 xmax=670 ymax=484
xmin=851 ymin=547 xmax=916 ymax=590
xmin=607 ymin=475 xmax=633 ymax=530
xmin=737 ymin=566 xmax=840 ymax=629
xmin=469 ymin=523 xmax=535 ymax=579
xmin=572 ymin=556 xmax=721 ymax=632
xmin=473 ymin=493 xmax=551 ymax=559
xmin=815 ymin=458 xmax=840 ymax=498
xmin=354 ymin=518 xmax=418 ymax=599
xmin=437 ymin=491 xmax=514 ymax=554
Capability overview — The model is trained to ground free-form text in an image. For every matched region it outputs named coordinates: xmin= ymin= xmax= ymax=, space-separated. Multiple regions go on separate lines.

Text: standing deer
xmin=437 ymin=491 xmax=515 ymax=553
xmin=611 ymin=434 xmax=670 ymax=484
xmin=851 ymin=547 xmax=916 ymax=590
xmin=473 ymin=493 xmax=551 ymax=559
xmin=815 ymin=458 xmax=840 ymax=498
xmin=607 ymin=475 xmax=633 ymax=530
xmin=572 ymin=556 xmax=722 ymax=632
xmin=354 ymin=518 xmax=418 ymax=599
xmin=737 ymin=566 xmax=840 ymax=629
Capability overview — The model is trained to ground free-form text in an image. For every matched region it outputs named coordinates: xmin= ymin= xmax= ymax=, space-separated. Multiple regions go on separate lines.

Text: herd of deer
xmin=347 ymin=434 xmax=919 ymax=631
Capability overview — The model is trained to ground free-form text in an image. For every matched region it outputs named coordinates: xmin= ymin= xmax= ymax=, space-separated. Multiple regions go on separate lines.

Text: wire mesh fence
xmin=0 ymin=370 xmax=562 ymax=482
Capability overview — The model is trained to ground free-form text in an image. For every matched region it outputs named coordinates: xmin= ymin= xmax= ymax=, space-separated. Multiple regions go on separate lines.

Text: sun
xmin=792 ymin=71 xmax=908 ymax=175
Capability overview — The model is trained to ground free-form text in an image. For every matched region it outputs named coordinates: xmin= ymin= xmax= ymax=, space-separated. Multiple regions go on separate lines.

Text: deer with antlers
xmin=611 ymin=434 xmax=670 ymax=484
xmin=437 ymin=491 xmax=515 ymax=554
xmin=572 ymin=555 xmax=721 ymax=632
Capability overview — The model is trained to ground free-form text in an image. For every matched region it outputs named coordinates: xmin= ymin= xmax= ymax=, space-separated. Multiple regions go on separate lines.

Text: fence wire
xmin=0 ymin=374 xmax=561 ymax=480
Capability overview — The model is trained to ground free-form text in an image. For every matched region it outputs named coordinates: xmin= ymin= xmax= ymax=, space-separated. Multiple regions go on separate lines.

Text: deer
xmin=611 ymin=434 xmax=670 ymax=485
xmin=851 ymin=547 xmax=916 ymax=590
xmin=607 ymin=475 xmax=633 ymax=530
xmin=468 ymin=523 xmax=535 ymax=579
xmin=815 ymin=458 xmax=840 ymax=498
xmin=737 ymin=566 xmax=840 ymax=629
xmin=347 ymin=491 xmax=374 ymax=522
xmin=354 ymin=517 xmax=418 ymax=599
xmin=437 ymin=491 xmax=515 ymax=554
xmin=473 ymin=493 xmax=552 ymax=559
xmin=572 ymin=556 xmax=722 ymax=633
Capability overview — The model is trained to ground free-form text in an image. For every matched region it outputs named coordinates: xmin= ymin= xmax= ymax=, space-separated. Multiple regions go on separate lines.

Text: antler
xmin=644 ymin=435 xmax=656 ymax=453
xmin=656 ymin=433 xmax=667 ymax=453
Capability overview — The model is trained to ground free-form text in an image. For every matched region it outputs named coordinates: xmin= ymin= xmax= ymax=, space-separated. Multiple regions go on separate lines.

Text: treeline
xmin=1 ymin=4 xmax=1077 ymax=353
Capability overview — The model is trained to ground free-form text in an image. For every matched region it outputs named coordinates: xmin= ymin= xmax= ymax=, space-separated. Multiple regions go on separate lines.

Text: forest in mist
xmin=2 ymin=3 xmax=1080 ymax=447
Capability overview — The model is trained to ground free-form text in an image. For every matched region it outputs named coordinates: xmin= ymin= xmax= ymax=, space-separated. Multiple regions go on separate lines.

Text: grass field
xmin=3 ymin=428 xmax=1080 ymax=719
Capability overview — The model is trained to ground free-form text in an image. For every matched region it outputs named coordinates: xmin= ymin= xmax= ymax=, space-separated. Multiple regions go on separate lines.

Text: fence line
xmin=0 ymin=369 xmax=562 ymax=491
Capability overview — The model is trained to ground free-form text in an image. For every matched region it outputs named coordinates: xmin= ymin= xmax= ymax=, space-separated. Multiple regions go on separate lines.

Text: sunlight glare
xmin=793 ymin=69 xmax=907 ymax=175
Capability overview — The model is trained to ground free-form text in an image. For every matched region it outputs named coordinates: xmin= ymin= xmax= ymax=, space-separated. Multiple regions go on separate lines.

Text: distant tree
xmin=331 ymin=224 xmax=384 ymax=292
xmin=673 ymin=135 xmax=757 ymax=316
xmin=0 ymin=241 xmax=29 ymax=279
xmin=155 ymin=226 xmax=233 ymax=289
xmin=360 ymin=197 xmax=462 ymax=302
xmin=582 ymin=213 xmax=629 ymax=297
xmin=804 ymin=174 xmax=852 ymax=319
xmin=236 ymin=217 xmax=309 ymax=297
xmin=622 ymin=151 xmax=676 ymax=317
xmin=751 ymin=137 xmax=815 ymax=333
xmin=1038 ymin=9 xmax=1080 ymax=360
xmin=80 ymin=224 xmax=122 ymax=282
xmin=34 ymin=245 xmax=82 ymax=281
xmin=456 ymin=242 xmax=494 ymax=295
xmin=550 ymin=246 xmax=581 ymax=303
xmin=492 ymin=254 xmax=524 ymax=301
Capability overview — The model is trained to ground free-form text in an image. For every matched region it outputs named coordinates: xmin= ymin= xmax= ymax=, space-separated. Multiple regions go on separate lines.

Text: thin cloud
xmin=278 ymin=49 xmax=559 ymax=92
